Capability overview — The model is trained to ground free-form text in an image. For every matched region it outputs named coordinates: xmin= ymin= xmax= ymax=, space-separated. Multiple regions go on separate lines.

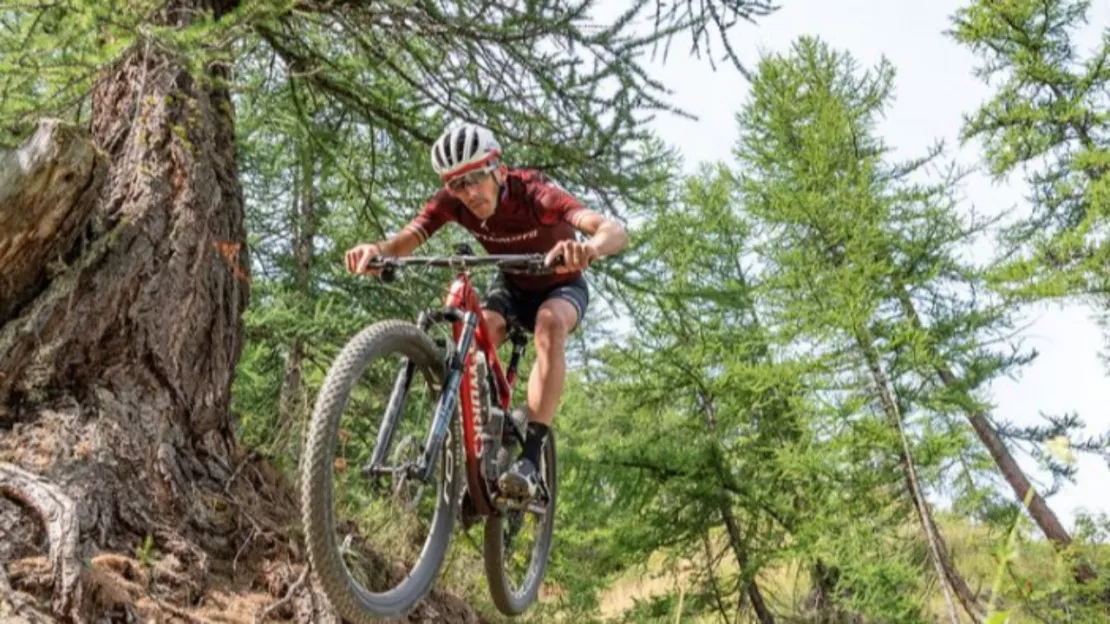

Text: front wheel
xmin=300 ymin=320 xmax=462 ymax=622
xmin=483 ymin=431 xmax=557 ymax=616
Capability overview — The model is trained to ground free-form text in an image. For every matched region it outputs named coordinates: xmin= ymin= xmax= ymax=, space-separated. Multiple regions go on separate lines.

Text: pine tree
xmin=554 ymin=158 xmax=808 ymax=623
xmin=553 ymin=151 xmax=942 ymax=622
xmin=948 ymin=0 xmax=1110 ymax=586
xmin=733 ymin=35 xmax=1009 ymax=622
xmin=949 ymin=0 xmax=1110 ymax=310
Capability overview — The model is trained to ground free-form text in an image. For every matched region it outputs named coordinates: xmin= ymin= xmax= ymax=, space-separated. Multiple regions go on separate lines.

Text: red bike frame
xmin=444 ymin=269 xmax=519 ymax=517
xmin=365 ymin=251 xmax=547 ymax=517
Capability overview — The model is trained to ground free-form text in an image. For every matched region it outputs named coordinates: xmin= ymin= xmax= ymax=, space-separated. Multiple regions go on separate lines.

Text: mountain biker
xmin=344 ymin=123 xmax=628 ymax=502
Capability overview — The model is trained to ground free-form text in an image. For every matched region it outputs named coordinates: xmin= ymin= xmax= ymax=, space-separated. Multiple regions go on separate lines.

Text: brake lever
xmin=364 ymin=258 xmax=399 ymax=282
xmin=536 ymin=254 xmax=565 ymax=274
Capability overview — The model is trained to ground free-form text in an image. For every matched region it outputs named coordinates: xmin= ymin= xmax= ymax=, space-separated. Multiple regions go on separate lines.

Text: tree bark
xmin=894 ymin=288 xmax=1098 ymax=583
xmin=0 ymin=37 xmax=308 ymax=619
xmin=0 ymin=119 xmax=106 ymax=326
xmin=0 ymin=5 xmax=487 ymax=622
xmin=854 ymin=329 xmax=985 ymax=623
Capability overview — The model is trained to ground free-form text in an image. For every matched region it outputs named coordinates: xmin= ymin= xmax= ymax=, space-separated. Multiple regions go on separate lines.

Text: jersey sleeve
xmin=403 ymin=189 xmax=457 ymax=243
xmin=530 ymin=173 xmax=589 ymax=228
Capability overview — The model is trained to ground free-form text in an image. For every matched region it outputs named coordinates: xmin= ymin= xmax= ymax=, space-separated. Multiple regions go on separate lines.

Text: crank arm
xmin=492 ymin=495 xmax=548 ymax=516
xmin=360 ymin=460 xmax=433 ymax=482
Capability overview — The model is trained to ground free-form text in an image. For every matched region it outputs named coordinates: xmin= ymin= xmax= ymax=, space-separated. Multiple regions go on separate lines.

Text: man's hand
xmin=346 ymin=243 xmax=384 ymax=276
xmin=545 ymin=240 xmax=599 ymax=273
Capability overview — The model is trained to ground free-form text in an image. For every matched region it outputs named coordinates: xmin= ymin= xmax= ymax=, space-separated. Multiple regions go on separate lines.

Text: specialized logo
xmin=472 ymin=229 xmax=539 ymax=245
xmin=443 ymin=425 xmax=454 ymax=505
xmin=469 ymin=350 xmax=489 ymax=455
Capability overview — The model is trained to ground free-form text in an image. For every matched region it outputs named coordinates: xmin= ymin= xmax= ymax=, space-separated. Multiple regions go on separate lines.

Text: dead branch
xmin=254 ymin=564 xmax=309 ymax=624
xmin=0 ymin=118 xmax=107 ymax=325
xmin=0 ymin=463 xmax=83 ymax=619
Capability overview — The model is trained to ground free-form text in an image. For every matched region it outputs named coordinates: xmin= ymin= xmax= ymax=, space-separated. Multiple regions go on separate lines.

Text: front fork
xmin=362 ymin=307 xmax=477 ymax=484
xmin=418 ymin=308 xmax=478 ymax=482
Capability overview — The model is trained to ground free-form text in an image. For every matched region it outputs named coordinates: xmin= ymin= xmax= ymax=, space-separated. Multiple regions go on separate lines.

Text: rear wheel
xmin=300 ymin=320 xmax=462 ymax=622
xmin=483 ymin=431 xmax=557 ymax=615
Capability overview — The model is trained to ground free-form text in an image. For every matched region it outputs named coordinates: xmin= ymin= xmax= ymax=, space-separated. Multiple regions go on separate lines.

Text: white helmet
xmin=430 ymin=123 xmax=502 ymax=181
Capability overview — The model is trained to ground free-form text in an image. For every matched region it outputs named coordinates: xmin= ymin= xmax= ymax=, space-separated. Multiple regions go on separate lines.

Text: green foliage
xmin=949 ymin=0 xmax=1110 ymax=481
xmin=950 ymin=0 xmax=1110 ymax=301
xmin=210 ymin=0 xmax=783 ymax=462
xmin=9 ymin=0 xmax=1110 ymax=619
xmin=727 ymin=33 xmax=1107 ymax=621
xmin=545 ymin=153 xmax=817 ymax=621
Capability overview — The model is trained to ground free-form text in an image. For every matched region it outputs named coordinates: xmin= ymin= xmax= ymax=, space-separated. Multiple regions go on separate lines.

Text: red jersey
xmin=403 ymin=168 xmax=590 ymax=290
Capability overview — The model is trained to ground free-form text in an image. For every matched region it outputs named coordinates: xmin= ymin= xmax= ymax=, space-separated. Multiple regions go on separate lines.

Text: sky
xmin=595 ymin=0 xmax=1110 ymax=529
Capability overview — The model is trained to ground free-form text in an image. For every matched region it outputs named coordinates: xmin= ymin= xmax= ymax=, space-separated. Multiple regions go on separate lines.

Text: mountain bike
xmin=300 ymin=244 xmax=559 ymax=622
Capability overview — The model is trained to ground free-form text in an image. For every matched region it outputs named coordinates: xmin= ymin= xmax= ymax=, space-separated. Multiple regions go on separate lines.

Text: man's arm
xmin=574 ymin=209 xmax=629 ymax=258
xmin=378 ymin=227 xmax=423 ymax=258
xmin=544 ymin=207 xmax=629 ymax=271
xmin=346 ymin=225 xmax=424 ymax=275
xmin=530 ymin=173 xmax=628 ymax=270
xmin=348 ymin=193 xmax=454 ymax=275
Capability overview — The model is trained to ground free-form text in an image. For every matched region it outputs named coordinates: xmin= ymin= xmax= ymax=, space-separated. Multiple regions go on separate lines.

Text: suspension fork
xmin=361 ymin=311 xmax=435 ymax=476
xmin=418 ymin=308 xmax=478 ymax=483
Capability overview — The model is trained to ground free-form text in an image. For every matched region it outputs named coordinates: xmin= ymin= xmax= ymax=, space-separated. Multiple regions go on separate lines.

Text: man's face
xmin=447 ymin=166 xmax=503 ymax=220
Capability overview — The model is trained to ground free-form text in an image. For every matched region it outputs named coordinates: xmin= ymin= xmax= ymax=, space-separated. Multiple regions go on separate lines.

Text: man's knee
xmin=533 ymin=301 xmax=576 ymax=351
xmin=483 ymin=308 xmax=508 ymax=344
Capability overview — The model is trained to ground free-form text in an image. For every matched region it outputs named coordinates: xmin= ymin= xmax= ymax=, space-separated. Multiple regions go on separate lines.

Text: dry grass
xmin=590 ymin=514 xmax=1108 ymax=623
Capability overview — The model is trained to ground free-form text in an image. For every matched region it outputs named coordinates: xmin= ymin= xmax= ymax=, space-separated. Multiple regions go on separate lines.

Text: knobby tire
xmin=483 ymin=432 xmax=557 ymax=615
xmin=300 ymin=320 xmax=462 ymax=622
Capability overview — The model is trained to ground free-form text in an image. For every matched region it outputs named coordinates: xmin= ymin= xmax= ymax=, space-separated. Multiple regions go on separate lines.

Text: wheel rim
xmin=302 ymin=323 xmax=460 ymax=619
xmin=489 ymin=436 xmax=556 ymax=609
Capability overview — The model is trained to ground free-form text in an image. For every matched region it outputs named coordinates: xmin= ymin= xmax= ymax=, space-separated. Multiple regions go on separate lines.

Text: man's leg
xmin=524 ymin=299 xmax=578 ymax=428
xmin=499 ymin=279 xmax=587 ymax=501
xmin=481 ymin=272 xmax=513 ymax=347
xmin=482 ymin=309 xmax=508 ymax=346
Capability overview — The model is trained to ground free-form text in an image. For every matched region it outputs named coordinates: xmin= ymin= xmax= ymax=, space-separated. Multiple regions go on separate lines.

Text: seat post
xmin=506 ymin=322 xmax=528 ymax=375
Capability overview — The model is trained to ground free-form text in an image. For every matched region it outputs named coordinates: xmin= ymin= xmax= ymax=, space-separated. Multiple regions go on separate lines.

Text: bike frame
xmin=364 ymin=251 xmax=536 ymax=518
xmin=442 ymin=269 xmax=521 ymax=516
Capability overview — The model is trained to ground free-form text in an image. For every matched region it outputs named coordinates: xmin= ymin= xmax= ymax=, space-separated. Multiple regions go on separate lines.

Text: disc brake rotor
xmin=389 ymin=434 xmax=425 ymax=511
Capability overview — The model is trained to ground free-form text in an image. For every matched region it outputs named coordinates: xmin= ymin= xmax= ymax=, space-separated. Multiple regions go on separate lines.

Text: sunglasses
xmin=446 ymin=166 xmax=495 ymax=192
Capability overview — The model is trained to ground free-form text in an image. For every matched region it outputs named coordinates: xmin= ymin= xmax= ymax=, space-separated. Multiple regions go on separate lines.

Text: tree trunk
xmin=894 ymin=288 xmax=1098 ymax=583
xmin=277 ymin=141 xmax=317 ymax=456
xmin=699 ymin=392 xmax=775 ymax=624
xmin=699 ymin=531 xmax=731 ymax=623
xmin=854 ymin=329 xmax=985 ymax=623
xmin=718 ymin=503 xmax=774 ymax=624
xmin=0 ymin=7 xmax=487 ymax=622
xmin=802 ymin=561 xmax=867 ymax=624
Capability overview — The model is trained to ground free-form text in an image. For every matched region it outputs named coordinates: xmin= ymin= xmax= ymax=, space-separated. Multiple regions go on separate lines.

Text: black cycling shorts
xmin=483 ymin=272 xmax=590 ymax=333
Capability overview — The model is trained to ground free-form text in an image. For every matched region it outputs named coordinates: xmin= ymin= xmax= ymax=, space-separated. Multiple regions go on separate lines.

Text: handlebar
xmin=365 ymin=253 xmax=564 ymax=282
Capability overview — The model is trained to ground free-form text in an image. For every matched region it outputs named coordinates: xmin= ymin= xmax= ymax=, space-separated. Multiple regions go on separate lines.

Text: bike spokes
xmin=497 ymin=480 xmax=550 ymax=584
xmin=483 ymin=433 xmax=558 ymax=615
xmin=334 ymin=352 xmax=442 ymax=587
xmin=301 ymin=321 xmax=462 ymax=622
